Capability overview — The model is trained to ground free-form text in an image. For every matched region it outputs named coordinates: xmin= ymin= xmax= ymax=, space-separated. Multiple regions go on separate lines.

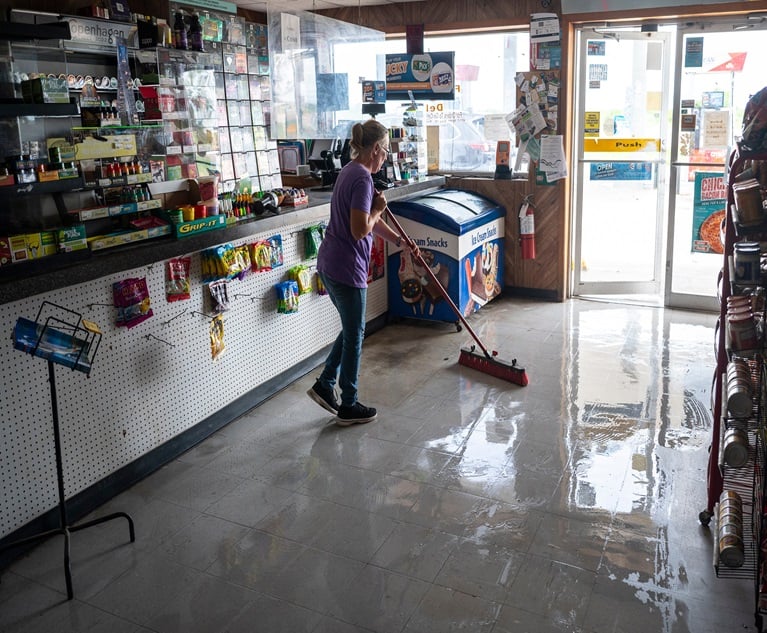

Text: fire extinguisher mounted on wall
xmin=519 ymin=194 xmax=536 ymax=260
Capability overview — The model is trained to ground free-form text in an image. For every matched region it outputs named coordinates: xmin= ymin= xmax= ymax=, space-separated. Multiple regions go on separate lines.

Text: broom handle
xmin=385 ymin=207 xmax=492 ymax=358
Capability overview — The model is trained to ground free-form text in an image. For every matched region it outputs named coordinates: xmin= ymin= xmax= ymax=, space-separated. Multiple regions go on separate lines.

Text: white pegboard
xmin=0 ymin=213 xmax=390 ymax=537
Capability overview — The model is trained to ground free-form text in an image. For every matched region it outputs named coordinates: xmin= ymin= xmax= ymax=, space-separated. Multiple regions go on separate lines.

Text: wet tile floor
xmin=0 ymin=296 xmax=758 ymax=632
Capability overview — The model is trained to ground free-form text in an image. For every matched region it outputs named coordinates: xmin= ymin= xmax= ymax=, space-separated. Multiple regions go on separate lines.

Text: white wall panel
xmin=0 ymin=212 xmax=390 ymax=537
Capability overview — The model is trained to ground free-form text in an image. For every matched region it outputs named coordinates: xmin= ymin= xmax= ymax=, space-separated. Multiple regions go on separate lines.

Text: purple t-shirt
xmin=316 ymin=161 xmax=375 ymax=288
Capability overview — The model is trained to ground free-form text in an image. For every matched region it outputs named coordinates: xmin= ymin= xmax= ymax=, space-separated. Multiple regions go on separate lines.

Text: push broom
xmin=385 ymin=207 xmax=529 ymax=387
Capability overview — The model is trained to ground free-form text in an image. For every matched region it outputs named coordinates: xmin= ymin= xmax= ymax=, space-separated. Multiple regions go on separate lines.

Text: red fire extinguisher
xmin=519 ymin=197 xmax=536 ymax=260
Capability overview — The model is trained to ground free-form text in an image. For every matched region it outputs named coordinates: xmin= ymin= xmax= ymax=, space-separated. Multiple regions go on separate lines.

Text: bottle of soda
xmin=189 ymin=13 xmax=204 ymax=52
xmin=173 ymin=12 xmax=188 ymax=50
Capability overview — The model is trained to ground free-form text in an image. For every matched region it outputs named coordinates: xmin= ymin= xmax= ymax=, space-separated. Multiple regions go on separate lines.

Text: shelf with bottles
xmin=68 ymin=173 xmax=158 ymax=221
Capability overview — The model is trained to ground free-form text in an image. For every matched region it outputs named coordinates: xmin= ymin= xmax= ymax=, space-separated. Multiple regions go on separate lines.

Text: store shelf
xmin=0 ymin=21 xmax=71 ymax=42
xmin=0 ymin=177 xmax=85 ymax=199
xmin=70 ymin=199 xmax=162 ymax=221
xmin=84 ymin=173 xmax=153 ymax=188
xmin=0 ymin=102 xmax=79 ymax=117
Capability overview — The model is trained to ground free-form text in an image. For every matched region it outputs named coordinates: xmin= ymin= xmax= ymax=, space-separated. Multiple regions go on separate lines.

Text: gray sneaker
xmin=307 ymin=380 xmax=339 ymax=414
xmin=335 ymin=402 xmax=377 ymax=426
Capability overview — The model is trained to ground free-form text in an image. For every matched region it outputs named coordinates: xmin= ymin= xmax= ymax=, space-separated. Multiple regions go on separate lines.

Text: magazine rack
xmin=1 ymin=302 xmax=134 ymax=600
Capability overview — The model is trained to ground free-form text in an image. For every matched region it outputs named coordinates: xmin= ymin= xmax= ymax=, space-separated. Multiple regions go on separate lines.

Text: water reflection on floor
xmin=0 ymin=297 xmax=756 ymax=633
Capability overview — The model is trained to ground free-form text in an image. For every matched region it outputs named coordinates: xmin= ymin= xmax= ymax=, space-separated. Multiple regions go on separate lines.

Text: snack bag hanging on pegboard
xmin=250 ymin=240 xmax=273 ymax=272
xmin=166 ymin=257 xmax=191 ymax=302
xmin=276 ymin=280 xmax=299 ymax=313
xmin=288 ymin=264 xmax=313 ymax=295
xmin=316 ymin=271 xmax=327 ymax=295
xmin=270 ymin=235 xmax=284 ymax=268
xmin=209 ymin=314 xmax=225 ymax=361
xmin=305 ymin=224 xmax=325 ymax=259
xmin=231 ymin=244 xmax=252 ymax=280
xmin=207 ymin=279 xmax=231 ymax=313
xmin=113 ymin=277 xmax=153 ymax=328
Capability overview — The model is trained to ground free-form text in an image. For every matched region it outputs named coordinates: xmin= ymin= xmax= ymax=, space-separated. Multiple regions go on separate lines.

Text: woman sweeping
xmin=307 ymin=119 xmax=419 ymax=426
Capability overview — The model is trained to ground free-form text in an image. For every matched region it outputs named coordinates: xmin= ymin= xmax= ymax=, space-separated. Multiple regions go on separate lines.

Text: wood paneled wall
xmin=447 ymin=176 xmax=566 ymax=301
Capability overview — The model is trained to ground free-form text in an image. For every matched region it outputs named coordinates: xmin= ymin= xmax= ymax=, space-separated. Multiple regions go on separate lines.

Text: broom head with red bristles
xmin=458 ymin=346 xmax=529 ymax=386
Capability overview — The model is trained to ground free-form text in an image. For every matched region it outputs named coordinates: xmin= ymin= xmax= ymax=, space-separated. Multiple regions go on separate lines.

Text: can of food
xmin=718 ymin=519 xmax=743 ymax=537
xmin=733 ymin=180 xmax=764 ymax=225
xmin=723 ymin=428 xmax=750 ymax=468
xmin=728 ymin=313 xmax=758 ymax=351
xmin=719 ymin=493 xmax=744 ymax=507
xmin=727 ymin=382 xmax=753 ymax=418
xmin=727 ymin=357 xmax=752 ymax=376
xmin=734 ymin=242 xmax=761 ymax=284
xmin=718 ymin=508 xmax=744 ymax=528
xmin=720 ymin=490 xmax=743 ymax=505
xmin=719 ymin=497 xmax=745 ymax=515
xmin=719 ymin=534 xmax=745 ymax=567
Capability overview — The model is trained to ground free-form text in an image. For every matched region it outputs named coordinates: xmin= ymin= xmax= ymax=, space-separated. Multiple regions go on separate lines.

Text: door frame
xmin=663 ymin=17 xmax=767 ymax=311
xmin=664 ymin=24 xmax=718 ymax=311
xmin=571 ymin=28 xmax=673 ymax=299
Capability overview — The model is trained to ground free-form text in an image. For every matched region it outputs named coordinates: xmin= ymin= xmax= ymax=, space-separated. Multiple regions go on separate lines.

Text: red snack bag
xmin=166 ymin=257 xmax=191 ymax=302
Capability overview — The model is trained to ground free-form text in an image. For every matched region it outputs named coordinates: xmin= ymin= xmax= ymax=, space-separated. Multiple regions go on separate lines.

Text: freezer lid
xmin=388 ymin=189 xmax=504 ymax=234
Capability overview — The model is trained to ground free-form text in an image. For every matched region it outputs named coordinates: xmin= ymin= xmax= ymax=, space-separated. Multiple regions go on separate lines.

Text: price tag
xmin=80 ymin=207 xmax=109 ymax=220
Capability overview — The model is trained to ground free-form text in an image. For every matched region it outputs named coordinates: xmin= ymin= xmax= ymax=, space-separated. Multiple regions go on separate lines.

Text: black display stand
xmin=1 ymin=302 xmax=135 ymax=600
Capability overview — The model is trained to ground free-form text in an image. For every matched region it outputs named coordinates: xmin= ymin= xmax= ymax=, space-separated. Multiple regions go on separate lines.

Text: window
xmin=383 ymin=31 xmax=531 ymax=174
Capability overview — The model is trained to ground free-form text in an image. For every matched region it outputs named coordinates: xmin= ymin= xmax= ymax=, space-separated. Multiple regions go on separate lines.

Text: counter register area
xmin=0 ymin=174 xmax=445 ymax=588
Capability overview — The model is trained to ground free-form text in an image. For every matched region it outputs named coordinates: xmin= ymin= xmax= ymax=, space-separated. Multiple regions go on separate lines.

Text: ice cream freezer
xmin=387 ymin=188 xmax=504 ymax=323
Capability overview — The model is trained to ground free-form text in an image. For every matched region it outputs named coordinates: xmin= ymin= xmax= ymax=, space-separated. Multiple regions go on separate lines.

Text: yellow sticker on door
xmin=584 ymin=138 xmax=659 ymax=152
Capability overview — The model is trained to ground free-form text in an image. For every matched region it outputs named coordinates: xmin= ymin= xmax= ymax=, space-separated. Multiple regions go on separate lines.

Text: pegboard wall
xmin=0 ymin=214 xmax=390 ymax=537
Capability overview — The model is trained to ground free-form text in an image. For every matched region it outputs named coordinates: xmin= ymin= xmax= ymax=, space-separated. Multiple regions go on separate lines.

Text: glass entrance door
xmin=572 ymin=29 xmax=672 ymax=298
xmin=667 ymin=24 xmax=767 ymax=310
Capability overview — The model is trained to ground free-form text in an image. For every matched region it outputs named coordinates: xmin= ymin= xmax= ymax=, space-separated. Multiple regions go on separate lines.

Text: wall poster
xmin=691 ymin=171 xmax=726 ymax=254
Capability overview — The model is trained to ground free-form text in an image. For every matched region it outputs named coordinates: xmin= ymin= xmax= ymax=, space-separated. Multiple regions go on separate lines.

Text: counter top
xmin=0 ymin=176 xmax=445 ymax=305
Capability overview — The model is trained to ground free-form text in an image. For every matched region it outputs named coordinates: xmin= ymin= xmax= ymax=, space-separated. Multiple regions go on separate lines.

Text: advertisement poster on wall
xmin=385 ymin=52 xmax=455 ymax=101
xmin=691 ymin=171 xmax=727 ymax=254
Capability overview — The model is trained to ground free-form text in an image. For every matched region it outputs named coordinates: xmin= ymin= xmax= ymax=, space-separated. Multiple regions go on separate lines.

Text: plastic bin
xmin=387 ymin=188 xmax=504 ymax=323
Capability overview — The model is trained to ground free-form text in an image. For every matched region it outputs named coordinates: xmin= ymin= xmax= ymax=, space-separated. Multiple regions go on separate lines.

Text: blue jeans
xmin=318 ymin=272 xmax=367 ymax=407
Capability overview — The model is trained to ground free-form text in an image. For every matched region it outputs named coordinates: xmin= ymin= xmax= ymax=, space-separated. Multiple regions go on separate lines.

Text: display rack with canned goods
xmin=704 ymin=140 xmax=767 ymax=632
